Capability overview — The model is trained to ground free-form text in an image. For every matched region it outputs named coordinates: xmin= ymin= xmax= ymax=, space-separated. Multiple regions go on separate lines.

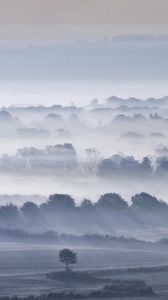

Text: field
xmin=0 ymin=243 xmax=168 ymax=298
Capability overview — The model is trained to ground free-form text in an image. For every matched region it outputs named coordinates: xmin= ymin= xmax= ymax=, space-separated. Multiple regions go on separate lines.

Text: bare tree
xmin=84 ymin=148 xmax=102 ymax=173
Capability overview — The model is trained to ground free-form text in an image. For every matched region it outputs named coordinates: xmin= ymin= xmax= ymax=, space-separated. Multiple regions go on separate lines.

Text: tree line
xmin=0 ymin=192 xmax=167 ymax=233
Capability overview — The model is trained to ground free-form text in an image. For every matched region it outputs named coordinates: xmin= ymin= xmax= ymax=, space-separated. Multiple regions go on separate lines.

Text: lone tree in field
xmin=59 ymin=249 xmax=77 ymax=272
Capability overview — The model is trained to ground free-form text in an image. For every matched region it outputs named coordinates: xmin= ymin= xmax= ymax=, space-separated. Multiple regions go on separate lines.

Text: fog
xmin=1 ymin=1 xmax=168 ymax=298
xmin=0 ymin=98 xmax=167 ymax=203
xmin=1 ymin=96 xmax=168 ymax=298
xmin=1 ymin=192 xmax=168 ymax=242
xmin=0 ymin=37 xmax=168 ymax=108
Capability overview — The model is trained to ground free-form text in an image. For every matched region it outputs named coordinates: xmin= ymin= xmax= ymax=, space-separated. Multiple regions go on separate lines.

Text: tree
xmin=96 ymin=193 xmax=128 ymax=210
xmin=131 ymin=193 xmax=167 ymax=211
xmin=21 ymin=202 xmax=39 ymax=219
xmin=80 ymin=199 xmax=94 ymax=210
xmin=44 ymin=194 xmax=76 ymax=212
xmin=0 ymin=203 xmax=20 ymax=227
xmin=59 ymin=249 xmax=77 ymax=272
xmin=84 ymin=148 xmax=102 ymax=173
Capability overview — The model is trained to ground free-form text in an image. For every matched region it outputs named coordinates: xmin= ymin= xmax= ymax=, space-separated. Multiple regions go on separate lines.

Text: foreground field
xmin=0 ymin=244 xmax=168 ymax=298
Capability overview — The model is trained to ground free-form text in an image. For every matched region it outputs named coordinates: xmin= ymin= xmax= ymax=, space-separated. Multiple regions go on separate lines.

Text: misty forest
xmin=1 ymin=0 xmax=168 ymax=299
xmin=0 ymin=97 xmax=168 ymax=299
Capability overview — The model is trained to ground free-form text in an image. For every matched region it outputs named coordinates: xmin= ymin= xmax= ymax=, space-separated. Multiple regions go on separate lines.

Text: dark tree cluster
xmin=0 ymin=192 xmax=167 ymax=233
xmin=98 ymin=154 xmax=168 ymax=177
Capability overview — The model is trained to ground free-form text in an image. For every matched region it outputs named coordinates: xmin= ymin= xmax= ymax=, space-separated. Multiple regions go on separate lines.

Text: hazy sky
xmin=0 ymin=0 xmax=168 ymax=45
xmin=0 ymin=0 xmax=168 ymax=105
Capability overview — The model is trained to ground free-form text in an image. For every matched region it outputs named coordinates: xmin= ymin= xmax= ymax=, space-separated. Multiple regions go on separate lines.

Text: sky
xmin=0 ymin=0 xmax=168 ymax=45
xmin=0 ymin=0 xmax=168 ymax=105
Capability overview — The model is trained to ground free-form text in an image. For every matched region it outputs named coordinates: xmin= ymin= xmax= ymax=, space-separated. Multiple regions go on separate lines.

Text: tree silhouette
xmin=59 ymin=249 xmax=77 ymax=272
